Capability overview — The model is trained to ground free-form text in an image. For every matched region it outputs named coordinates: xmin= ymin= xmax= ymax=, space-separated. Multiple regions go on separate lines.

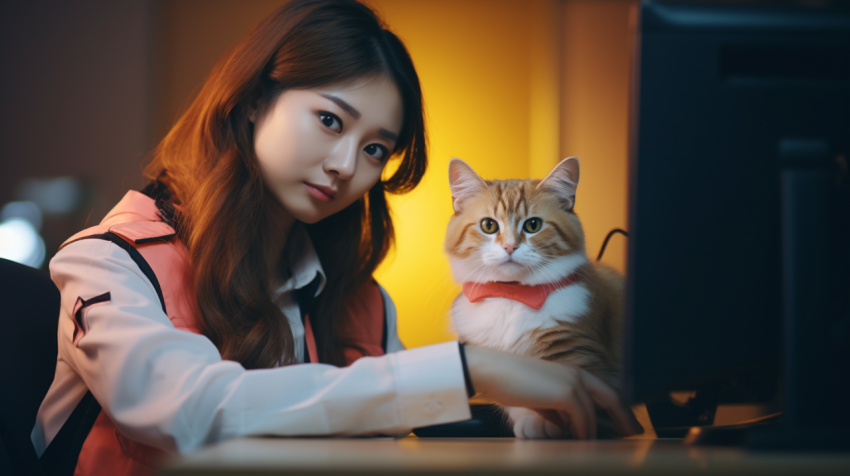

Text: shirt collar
xmin=274 ymin=222 xmax=326 ymax=298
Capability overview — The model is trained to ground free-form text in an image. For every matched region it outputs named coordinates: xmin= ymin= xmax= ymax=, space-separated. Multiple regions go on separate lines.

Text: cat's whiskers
xmin=458 ymin=258 xmax=488 ymax=283
xmin=469 ymin=262 xmax=496 ymax=297
xmin=531 ymin=261 xmax=559 ymax=288
xmin=527 ymin=261 xmax=547 ymax=284
xmin=536 ymin=252 xmax=592 ymax=281
xmin=440 ymin=259 xmax=490 ymax=321
xmin=421 ymin=260 xmax=460 ymax=304
xmin=467 ymin=263 xmax=490 ymax=293
xmin=523 ymin=255 xmax=560 ymax=286
xmin=421 ymin=268 xmax=459 ymax=323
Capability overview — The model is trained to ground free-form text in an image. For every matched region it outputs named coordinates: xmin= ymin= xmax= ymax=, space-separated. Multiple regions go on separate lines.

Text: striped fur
xmin=445 ymin=158 xmax=624 ymax=438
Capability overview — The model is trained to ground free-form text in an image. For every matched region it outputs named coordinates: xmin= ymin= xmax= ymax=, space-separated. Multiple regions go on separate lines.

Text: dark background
xmin=0 ymin=0 xmax=288 ymax=257
xmin=0 ymin=1 xmax=151 ymax=243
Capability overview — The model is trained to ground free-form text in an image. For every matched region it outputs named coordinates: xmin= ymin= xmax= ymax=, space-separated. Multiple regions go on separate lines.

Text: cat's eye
xmin=523 ymin=217 xmax=543 ymax=233
xmin=480 ymin=218 xmax=499 ymax=234
xmin=318 ymin=111 xmax=342 ymax=133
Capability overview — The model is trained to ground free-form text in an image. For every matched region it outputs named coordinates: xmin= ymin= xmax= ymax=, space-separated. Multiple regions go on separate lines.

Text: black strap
xmin=293 ymin=274 xmax=322 ymax=363
xmin=294 ymin=274 xmax=389 ymax=362
xmin=40 ymin=233 xmax=167 ymax=476
xmin=292 ymin=277 xmax=389 ymax=362
xmin=61 ymin=233 xmax=166 ymax=315
xmin=380 ymin=283 xmax=388 ymax=354
xmin=39 ymin=392 xmax=101 ymax=476
xmin=73 ymin=292 xmax=111 ymax=342
xmin=457 ymin=342 xmax=476 ymax=398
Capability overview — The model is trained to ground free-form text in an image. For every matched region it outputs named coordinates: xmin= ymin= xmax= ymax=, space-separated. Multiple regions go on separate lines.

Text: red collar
xmin=462 ymin=273 xmax=582 ymax=310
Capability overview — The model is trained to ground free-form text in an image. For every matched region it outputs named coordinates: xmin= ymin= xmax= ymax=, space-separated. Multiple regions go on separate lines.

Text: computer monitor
xmin=623 ymin=0 xmax=850 ymax=445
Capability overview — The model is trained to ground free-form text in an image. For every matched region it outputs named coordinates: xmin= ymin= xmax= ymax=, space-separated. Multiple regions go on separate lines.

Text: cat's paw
xmin=506 ymin=406 xmax=566 ymax=439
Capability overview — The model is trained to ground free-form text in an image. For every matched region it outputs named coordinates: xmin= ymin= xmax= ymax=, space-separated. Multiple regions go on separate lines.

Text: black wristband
xmin=457 ymin=342 xmax=476 ymax=398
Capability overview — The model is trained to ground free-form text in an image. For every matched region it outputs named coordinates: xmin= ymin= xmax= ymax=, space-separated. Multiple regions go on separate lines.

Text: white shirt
xmin=31 ymin=223 xmax=470 ymax=455
xmin=271 ymin=223 xmax=406 ymax=361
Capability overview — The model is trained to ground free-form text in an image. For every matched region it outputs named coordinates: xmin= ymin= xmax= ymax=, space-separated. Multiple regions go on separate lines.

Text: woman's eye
xmin=318 ymin=111 xmax=342 ymax=133
xmin=364 ymin=144 xmax=389 ymax=161
xmin=480 ymin=218 xmax=499 ymax=234
xmin=523 ymin=217 xmax=543 ymax=233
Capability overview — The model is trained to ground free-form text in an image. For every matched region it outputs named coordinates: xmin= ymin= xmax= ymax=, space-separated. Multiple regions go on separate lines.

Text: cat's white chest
xmin=451 ymin=284 xmax=591 ymax=355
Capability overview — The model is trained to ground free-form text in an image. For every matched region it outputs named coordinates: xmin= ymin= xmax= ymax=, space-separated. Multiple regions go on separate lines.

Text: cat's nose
xmin=503 ymin=243 xmax=519 ymax=256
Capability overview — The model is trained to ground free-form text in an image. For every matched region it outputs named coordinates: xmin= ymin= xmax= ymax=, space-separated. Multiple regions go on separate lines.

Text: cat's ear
xmin=449 ymin=158 xmax=487 ymax=212
xmin=538 ymin=157 xmax=580 ymax=210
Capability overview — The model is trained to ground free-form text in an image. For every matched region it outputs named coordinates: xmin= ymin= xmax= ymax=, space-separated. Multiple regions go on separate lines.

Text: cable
xmin=596 ymin=228 xmax=629 ymax=262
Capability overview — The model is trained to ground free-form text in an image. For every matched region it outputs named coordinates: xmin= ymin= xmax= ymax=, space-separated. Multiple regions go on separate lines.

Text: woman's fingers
xmin=559 ymin=381 xmax=591 ymax=439
xmin=465 ymin=346 xmax=642 ymax=438
xmin=543 ymin=418 xmax=565 ymax=438
xmin=578 ymin=369 xmax=643 ymax=436
xmin=553 ymin=367 xmax=595 ymax=439
xmin=573 ymin=371 xmax=597 ymax=439
xmin=534 ymin=409 xmax=567 ymax=432
xmin=530 ymin=413 xmax=546 ymax=438
xmin=535 ymin=409 xmax=569 ymax=438
xmin=557 ymin=409 xmax=571 ymax=436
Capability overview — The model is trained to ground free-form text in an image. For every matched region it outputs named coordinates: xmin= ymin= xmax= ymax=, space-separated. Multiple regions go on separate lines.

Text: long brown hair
xmin=144 ymin=0 xmax=427 ymax=368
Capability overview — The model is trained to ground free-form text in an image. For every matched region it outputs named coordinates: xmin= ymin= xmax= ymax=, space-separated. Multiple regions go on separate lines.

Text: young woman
xmin=31 ymin=1 xmax=641 ymax=474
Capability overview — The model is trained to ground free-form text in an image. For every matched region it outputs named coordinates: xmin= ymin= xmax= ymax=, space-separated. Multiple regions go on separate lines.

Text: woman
xmin=32 ymin=1 xmax=642 ymax=474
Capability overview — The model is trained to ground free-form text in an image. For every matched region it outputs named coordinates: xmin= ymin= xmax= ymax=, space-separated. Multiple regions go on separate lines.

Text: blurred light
xmin=0 ymin=218 xmax=46 ymax=268
xmin=1 ymin=201 xmax=43 ymax=231
xmin=18 ymin=177 xmax=84 ymax=214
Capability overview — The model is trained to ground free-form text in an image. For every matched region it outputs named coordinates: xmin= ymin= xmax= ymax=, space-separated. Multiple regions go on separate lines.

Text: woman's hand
xmin=463 ymin=345 xmax=643 ymax=440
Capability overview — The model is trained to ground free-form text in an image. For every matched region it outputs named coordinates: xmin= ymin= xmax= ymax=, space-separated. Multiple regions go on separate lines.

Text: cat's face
xmin=444 ymin=158 xmax=588 ymax=285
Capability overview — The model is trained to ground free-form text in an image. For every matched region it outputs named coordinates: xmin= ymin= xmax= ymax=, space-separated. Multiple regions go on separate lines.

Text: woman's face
xmin=252 ymin=76 xmax=403 ymax=224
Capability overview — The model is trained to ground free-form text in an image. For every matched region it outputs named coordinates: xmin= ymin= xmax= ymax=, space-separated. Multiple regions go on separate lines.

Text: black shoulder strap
xmin=40 ymin=232 xmax=167 ymax=476
xmin=292 ymin=277 xmax=389 ymax=361
xmin=38 ymin=392 xmax=100 ymax=476
xmin=380 ymin=283 xmax=388 ymax=354
xmin=60 ymin=233 xmax=166 ymax=314
xmin=293 ymin=274 xmax=322 ymax=363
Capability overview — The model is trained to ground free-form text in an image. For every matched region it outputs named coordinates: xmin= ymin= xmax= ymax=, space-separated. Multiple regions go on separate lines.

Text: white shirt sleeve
xmin=39 ymin=239 xmax=470 ymax=454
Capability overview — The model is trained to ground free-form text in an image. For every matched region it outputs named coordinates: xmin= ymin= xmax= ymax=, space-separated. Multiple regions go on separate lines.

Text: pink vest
xmin=56 ymin=191 xmax=386 ymax=476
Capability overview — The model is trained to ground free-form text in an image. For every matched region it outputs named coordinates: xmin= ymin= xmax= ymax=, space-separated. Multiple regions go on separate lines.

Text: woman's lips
xmin=304 ymin=182 xmax=336 ymax=202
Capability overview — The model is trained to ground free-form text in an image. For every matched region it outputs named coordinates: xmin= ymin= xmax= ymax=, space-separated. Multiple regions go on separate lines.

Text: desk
xmin=162 ymin=437 xmax=850 ymax=475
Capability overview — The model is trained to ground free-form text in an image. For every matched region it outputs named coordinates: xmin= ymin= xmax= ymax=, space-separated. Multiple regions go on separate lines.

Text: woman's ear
xmin=538 ymin=157 xmax=580 ymax=211
xmin=449 ymin=158 xmax=487 ymax=213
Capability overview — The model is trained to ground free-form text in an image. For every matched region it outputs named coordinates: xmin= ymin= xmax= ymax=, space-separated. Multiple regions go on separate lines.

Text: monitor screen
xmin=623 ymin=1 xmax=850 ymax=405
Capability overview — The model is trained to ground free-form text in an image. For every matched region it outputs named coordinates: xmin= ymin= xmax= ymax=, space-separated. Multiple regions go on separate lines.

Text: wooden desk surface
xmin=162 ymin=437 xmax=850 ymax=475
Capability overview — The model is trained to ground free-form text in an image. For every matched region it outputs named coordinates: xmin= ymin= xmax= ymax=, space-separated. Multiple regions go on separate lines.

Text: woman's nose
xmin=323 ymin=140 xmax=358 ymax=180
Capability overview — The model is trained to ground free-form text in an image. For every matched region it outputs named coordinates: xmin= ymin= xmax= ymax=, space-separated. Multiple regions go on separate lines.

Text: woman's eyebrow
xmin=321 ymin=93 xmax=398 ymax=142
xmin=321 ymin=94 xmax=361 ymax=119
xmin=379 ymin=129 xmax=398 ymax=142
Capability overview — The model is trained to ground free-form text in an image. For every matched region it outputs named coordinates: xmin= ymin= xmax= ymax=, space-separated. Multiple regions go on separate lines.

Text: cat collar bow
xmin=462 ymin=273 xmax=582 ymax=310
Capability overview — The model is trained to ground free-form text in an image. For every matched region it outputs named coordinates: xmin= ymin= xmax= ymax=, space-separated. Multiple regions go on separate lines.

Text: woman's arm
xmin=463 ymin=345 xmax=643 ymax=439
xmin=46 ymin=239 xmax=471 ymax=453
xmin=376 ymin=285 xmax=640 ymax=439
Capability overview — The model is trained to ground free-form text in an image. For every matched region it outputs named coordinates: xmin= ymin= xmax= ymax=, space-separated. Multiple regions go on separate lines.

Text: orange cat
xmin=445 ymin=157 xmax=624 ymax=439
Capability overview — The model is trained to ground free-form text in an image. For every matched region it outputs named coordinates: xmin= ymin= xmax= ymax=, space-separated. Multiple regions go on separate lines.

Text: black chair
xmin=0 ymin=257 xmax=61 ymax=476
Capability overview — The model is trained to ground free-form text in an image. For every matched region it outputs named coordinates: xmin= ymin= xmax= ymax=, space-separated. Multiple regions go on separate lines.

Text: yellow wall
xmin=369 ymin=0 xmax=542 ymax=348
xmin=560 ymin=0 xmax=636 ymax=275
xmin=154 ymin=0 xmax=635 ymax=350
xmin=370 ymin=0 xmax=636 ymax=348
